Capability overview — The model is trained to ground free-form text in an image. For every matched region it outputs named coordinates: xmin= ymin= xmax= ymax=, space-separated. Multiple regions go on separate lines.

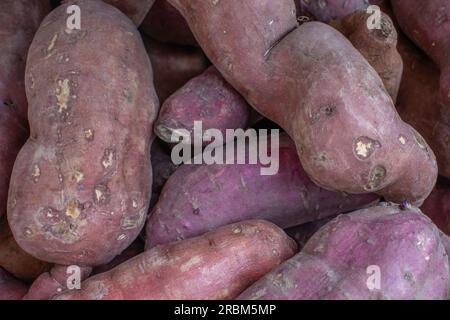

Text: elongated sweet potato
xmin=167 ymin=0 xmax=437 ymax=205
xmin=421 ymin=181 xmax=450 ymax=236
xmin=144 ymin=36 xmax=209 ymax=103
xmin=54 ymin=220 xmax=297 ymax=300
xmin=155 ymin=66 xmax=251 ymax=144
xmin=141 ymin=0 xmax=197 ymax=46
xmin=0 ymin=268 xmax=28 ymax=300
xmin=392 ymin=1 xmax=450 ymax=170
xmin=331 ymin=10 xmax=403 ymax=102
xmin=238 ymin=203 xmax=450 ymax=300
xmin=7 ymin=0 xmax=158 ymax=266
xmin=23 ymin=265 xmax=92 ymax=300
xmin=0 ymin=218 xmax=52 ymax=282
xmin=146 ymin=134 xmax=378 ymax=248
xmin=296 ymin=0 xmax=370 ymax=22
xmin=97 ymin=0 xmax=155 ymax=25
xmin=0 ymin=0 xmax=51 ymax=218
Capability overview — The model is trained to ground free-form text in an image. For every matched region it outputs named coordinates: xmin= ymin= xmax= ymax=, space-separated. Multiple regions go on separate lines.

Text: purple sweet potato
xmin=167 ymin=0 xmax=437 ymax=206
xmin=238 ymin=203 xmax=450 ymax=300
xmin=0 ymin=0 xmax=51 ymax=218
xmin=331 ymin=10 xmax=403 ymax=102
xmin=0 ymin=268 xmax=28 ymax=300
xmin=23 ymin=265 xmax=92 ymax=300
xmin=296 ymin=0 xmax=370 ymax=23
xmin=144 ymin=36 xmax=209 ymax=103
xmin=7 ymin=0 xmax=158 ymax=266
xmin=146 ymin=134 xmax=378 ymax=248
xmin=54 ymin=220 xmax=297 ymax=300
xmin=155 ymin=66 xmax=251 ymax=145
xmin=100 ymin=0 xmax=155 ymax=25
xmin=141 ymin=0 xmax=197 ymax=46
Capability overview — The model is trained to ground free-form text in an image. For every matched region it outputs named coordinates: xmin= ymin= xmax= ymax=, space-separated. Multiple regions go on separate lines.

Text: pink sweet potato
xmin=421 ymin=181 xmax=450 ymax=236
xmin=331 ymin=10 xmax=403 ymax=102
xmin=0 ymin=218 xmax=52 ymax=282
xmin=144 ymin=36 xmax=209 ymax=103
xmin=239 ymin=203 xmax=450 ymax=300
xmin=146 ymin=134 xmax=378 ymax=248
xmin=0 ymin=0 xmax=50 ymax=218
xmin=54 ymin=220 xmax=297 ymax=300
xmin=8 ymin=0 xmax=158 ymax=266
xmin=0 ymin=268 xmax=28 ymax=300
xmin=167 ymin=0 xmax=437 ymax=205
xmin=23 ymin=265 xmax=92 ymax=300
xmin=296 ymin=0 xmax=370 ymax=23
xmin=155 ymin=66 xmax=251 ymax=145
xmin=141 ymin=0 xmax=197 ymax=46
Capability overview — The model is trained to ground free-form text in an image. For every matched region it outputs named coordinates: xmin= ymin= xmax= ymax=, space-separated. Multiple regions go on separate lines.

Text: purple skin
xmin=146 ymin=134 xmax=378 ymax=248
xmin=296 ymin=0 xmax=370 ymax=22
xmin=238 ymin=203 xmax=450 ymax=300
xmin=0 ymin=268 xmax=28 ymax=300
xmin=155 ymin=66 xmax=251 ymax=145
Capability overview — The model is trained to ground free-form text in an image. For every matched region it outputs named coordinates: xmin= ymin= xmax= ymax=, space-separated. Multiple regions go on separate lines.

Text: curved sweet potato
xmin=144 ymin=36 xmax=209 ymax=102
xmin=239 ymin=203 xmax=450 ymax=300
xmin=0 ymin=0 xmax=51 ymax=218
xmin=0 ymin=268 xmax=28 ymax=300
xmin=54 ymin=220 xmax=297 ymax=300
xmin=167 ymin=0 xmax=437 ymax=206
xmin=0 ymin=218 xmax=52 ymax=282
xmin=146 ymin=134 xmax=378 ymax=248
xmin=8 ymin=0 xmax=158 ymax=266
xmin=331 ymin=10 xmax=403 ymax=102
xmin=141 ymin=0 xmax=197 ymax=46
xmin=155 ymin=66 xmax=251 ymax=144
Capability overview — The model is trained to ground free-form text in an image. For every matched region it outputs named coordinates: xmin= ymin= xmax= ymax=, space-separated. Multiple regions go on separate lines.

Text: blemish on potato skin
xmin=123 ymin=88 xmax=133 ymax=103
xmin=23 ymin=227 xmax=33 ymax=237
xmin=117 ymin=234 xmax=127 ymax=241
xmin=364 ymin=165 xmax=387 ymax=191
xmin=84 ymin=129 xmax=94 ymax=141
xmin=354 ymin=137 xmax=381 ymax=160
xmin=101 ymin=148 xmax=116 ymax=169
xmin=93 ymin=185 xmax=111 ymax=206
xmin=180 ymin=256 xmax=202 ymax=272
xmin=399 ymin=135 xmax=407 ymax=145
xmin=32 ymin=164 xmax=41 ymax=182
xmin=72 ymin=170 xmax=84 ymax=183
xmin=65 ymin=199 xmax=81 ymax=219
xmin=56 ymin=79 xmax=71 ymax=113
xmin=47 ymin=34 xmax=58 ymax=52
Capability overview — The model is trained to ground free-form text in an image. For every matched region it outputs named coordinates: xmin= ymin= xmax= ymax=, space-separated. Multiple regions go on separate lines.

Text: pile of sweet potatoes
xmin=1 ymin=0 xmax=450 ymax=301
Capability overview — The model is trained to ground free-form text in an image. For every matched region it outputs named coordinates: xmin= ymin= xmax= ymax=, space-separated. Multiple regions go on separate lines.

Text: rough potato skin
xmin=331 ymin=10 xmax=403 ymax=102
xmin=23 ymin=265 xmax=92 ymax=300
xmin=144 ymin=36 xmax=209 ymax=102
xmin=392 ymin=0 xmax=450 ymax=167
xmin=0 ymin=0 xmax=51 ymax=218
xmin=297 ymin=0 xmax=370 ymax=22
xmin=421 ymin=181 xmax=450 ymax=236
xmin=155 ymin=66 xmax=251 ymax=145
xmin=8 ymin=0 xmax=159 ymax=266
xmin=0 ymin=268 xmax=28 ymax=300
xmin=238 ymin=204 xmax=450 ymax=300
xmin=141 ymin=0 xmax=197 ymax=46
xmin=396 ymin=36 xmax=450 ymax=178
xmin=146 ymin=134 xmax=378 ymax=248
xmin=167 ymin=0 xmax=437 ymax=206
xmin=0 ymin=219 xmax=52 ymax=282
xmin=100 ymin=0 xmax=155 ymax=25
xmin=54 ymin=220 xmax=297 ymax=300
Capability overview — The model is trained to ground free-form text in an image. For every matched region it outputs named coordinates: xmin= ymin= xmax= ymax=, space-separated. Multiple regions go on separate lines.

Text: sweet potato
xmin=0 ymin=268 xmax=28 ymax=300
xmin=54 ymin=220 xmax=296 ymax=300
xmin=331 ymin=10 xmax=403 ymax=102
xmin=23 ymin=265 xmax=92 ymax=300
xmin=96 ymin=0 xmax=155 ymax=26
xmin=141 ymin=0 xmax=197 ymax=46
xmin=421 ymin=181 xmax=450 ymax=236
xmin=146 ymin=134 xmax=378 ymax=248
xmin=155 ymin=66 xmax=251 ymax=145
xmin=149 ymin=140 xmax=178 ymax=209
xmin=0 ymin=0 xmax=51 ymax=218
xmin=167 ymin=0 xmax=437 ymax=205
xmin=144 ymin=36 xmax=209 ymax=103
xmin=296 ymin=0 xmax=370 ymax=23
xmin=238 ymin=203 xmax=450 ymax=300
xmin=395 ymin=36 xmax=450 ymax=178
xmin=0 ymin=218 xmax=52 ymax=282
xmin=392 ymin=1 xmax=450 ymax=172
xmin=7 ymin=0 xmax=158 ymax=266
